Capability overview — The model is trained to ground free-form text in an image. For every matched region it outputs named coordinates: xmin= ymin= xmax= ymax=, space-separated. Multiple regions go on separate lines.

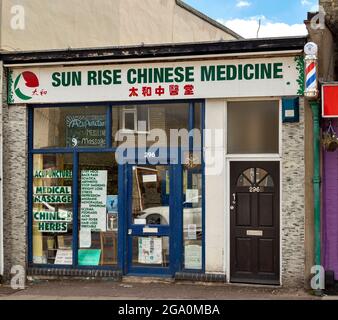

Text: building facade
xmin=0 ymin=0 xmax=311 ymax=289
xmin=0 ymin=0 xmax=239 ymax=283
xmin=0 ymin=0 xmax=239 ymax=52
xmin=306 ymin=0 xmax=338 ymax=290
xmin=0 ymin=36 xmax=308 ymax=287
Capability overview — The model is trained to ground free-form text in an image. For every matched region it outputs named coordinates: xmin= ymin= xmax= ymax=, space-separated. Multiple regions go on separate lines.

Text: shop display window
xmin=32 ymin=154 xmax=73 ymax=265
xmin=29 ymin=102 xmax=204 ymax=270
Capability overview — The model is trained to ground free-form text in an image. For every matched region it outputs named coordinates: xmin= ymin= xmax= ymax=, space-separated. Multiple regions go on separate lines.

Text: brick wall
xmin=321 ymin=0 xmax=338 ymax=33
xmin=2 ymin=70 xmax=28 ymax=281
xmin=320 ymin=0 xmax=338 ymax=78
xmin=282 ymin=98 xmax=306 ymax=287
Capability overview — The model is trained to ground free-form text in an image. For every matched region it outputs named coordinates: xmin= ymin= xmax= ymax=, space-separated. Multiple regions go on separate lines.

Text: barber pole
xmin=304 ymin=42 xmax=319 ymax=99
xmin=306 ymin=60 xmax=317 ymax=93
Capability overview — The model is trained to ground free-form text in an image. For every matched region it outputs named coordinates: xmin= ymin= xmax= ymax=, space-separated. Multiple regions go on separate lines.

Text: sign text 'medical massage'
xmin=51 ymin=63 xmax=284 ymax=87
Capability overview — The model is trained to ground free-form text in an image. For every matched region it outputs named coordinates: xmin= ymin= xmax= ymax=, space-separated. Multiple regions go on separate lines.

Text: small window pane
xmin=183 ymin=166 xmax=203 ymax=270
xmin=124 ymin=112 xmax=135 ymax=131
xmin=258 ymin=174 xmax=274 ymax=187
xmin=34 ymin=106 xmax=107 ymax=149
xmin=237 ymin=174 xmax=252 ymax=187
xmin=131 ymin=165 xmax=169 ymax=225
xmin=256 ymin=168 xmax=268 ymax=182
xmin=132 ymin=236 xmax=169 ymax=267
xmin=137 ymin=106 xmax=149 ymax=123
xmin=227 ymin=101 xmax=279 ymax=154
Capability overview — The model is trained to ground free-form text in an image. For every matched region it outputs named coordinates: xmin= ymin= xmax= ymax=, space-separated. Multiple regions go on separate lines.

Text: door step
xmin=175 ymin=272 xmax=226 ymax=283
xmin=122 ymin=276 xmax=174 ymax=284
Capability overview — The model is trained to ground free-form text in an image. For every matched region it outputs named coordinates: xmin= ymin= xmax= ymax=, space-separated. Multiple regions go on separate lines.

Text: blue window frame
xmin=28 ymin=100 xmax=205 ymax=274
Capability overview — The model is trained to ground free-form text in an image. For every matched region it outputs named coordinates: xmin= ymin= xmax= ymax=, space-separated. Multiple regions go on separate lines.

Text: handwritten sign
xmin=65 ymin=115 xmax=106 ymax=147
xmin=54 ymin=249 xmax=73 ymax=265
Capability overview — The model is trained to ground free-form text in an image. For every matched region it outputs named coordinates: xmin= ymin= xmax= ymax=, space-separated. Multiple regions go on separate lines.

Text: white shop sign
xmin=8 ymin=56 xmax=303 ymax=104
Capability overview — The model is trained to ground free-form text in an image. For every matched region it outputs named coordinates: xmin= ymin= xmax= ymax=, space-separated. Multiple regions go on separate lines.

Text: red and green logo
xmin=14 ymin=71 xmax=39 ymax=101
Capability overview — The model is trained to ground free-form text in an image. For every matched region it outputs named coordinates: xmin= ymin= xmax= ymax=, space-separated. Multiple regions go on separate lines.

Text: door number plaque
xmin=247 ymin=230 xmax=263 ymax=237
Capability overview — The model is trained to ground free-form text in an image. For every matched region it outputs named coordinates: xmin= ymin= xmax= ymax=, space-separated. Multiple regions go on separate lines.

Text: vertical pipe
xmin=0 ymin=61 xmax=3 ymax=276
xmin=310 ymin=101 xmax=321 ymax=267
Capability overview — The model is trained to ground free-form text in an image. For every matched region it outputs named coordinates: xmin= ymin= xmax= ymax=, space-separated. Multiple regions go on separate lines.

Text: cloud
xmin=301 ymin=0 xmax=311 ymax=6
xmin=301 ymin=0 xmax=319 ymax=12
xmin=236 ymin=1 xmax=251 ymax=8
xmin=310 ymin=4 xmax=319 ymax=12
xmin=218 ymin=16 xmax=308 ymax=38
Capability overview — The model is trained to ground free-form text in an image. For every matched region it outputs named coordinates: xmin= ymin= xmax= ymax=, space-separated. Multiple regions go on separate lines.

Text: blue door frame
xmin=125 ymin=163 xmax=179 ymax=276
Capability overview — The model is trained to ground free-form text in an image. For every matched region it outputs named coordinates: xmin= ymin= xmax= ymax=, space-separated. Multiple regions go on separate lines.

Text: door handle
xmin=232 ymin=193 xmax=236 ymax=204
xmin=128 ymin=229 xmax=132 ymax=235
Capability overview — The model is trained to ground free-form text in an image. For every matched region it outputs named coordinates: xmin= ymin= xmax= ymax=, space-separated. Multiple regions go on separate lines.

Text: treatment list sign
xmin=8 ymin=56 xmax=303 ymax=104
xmin=80 ymin=170 xmax=107 ymax=232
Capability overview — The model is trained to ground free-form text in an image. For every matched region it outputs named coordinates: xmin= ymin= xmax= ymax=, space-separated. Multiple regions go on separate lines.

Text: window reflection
xmin=34 ymin=106 xmax=107 ymax=149
xmin=131 ymin=166 xmax=169 ymax=225
xmin=183 ymin=165 xmax=202 ymax=270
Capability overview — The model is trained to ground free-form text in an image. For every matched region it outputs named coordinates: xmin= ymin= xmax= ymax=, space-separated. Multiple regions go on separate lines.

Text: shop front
xmin=28 ymin=100 xmax=204 ymax=276
xmin=2 ymin=37 xmax=307 ymax=286
xmin=321 ymin=84 xmax=338 ymax=286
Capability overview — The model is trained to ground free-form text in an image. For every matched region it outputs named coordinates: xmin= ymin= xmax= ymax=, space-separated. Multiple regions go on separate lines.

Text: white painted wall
xmin=204 ymin=99 xmax=226 ymax=274
xmin=1 ymin=0 xmax=237 ymax=51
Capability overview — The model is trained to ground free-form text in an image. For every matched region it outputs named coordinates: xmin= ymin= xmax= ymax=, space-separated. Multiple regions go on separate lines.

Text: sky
xmin=184 ymin=0 xmax=318 ymax=38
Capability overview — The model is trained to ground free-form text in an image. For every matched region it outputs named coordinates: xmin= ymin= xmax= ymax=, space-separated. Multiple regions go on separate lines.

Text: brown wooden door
xmin=230 ymin=162 xmax=280 ymax=285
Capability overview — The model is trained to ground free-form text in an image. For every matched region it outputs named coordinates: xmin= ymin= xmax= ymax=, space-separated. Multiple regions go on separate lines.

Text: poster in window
xmin=107 ymin=195 xmax=118 ymax=213
xmin=138 ymin=237 xmax=162 ymax=264
xmin=54 ymin=249 xmax=73 ymax=265
xmin=184 ymin=244 xmax=202 ymax=270
xmin=80 ymin=170 xmax=107 ymax=232
xmin=186 ymin=189 xmax=199 ymax=203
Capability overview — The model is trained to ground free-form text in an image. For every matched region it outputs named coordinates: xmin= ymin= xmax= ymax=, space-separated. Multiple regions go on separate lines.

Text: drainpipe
xmin=310 ymin=101 xmax=321 ymax=268
xmin=304 ymin=42 xmax=322 ymax=294
xmin=0 ymin=61 xmax=3 ymax=278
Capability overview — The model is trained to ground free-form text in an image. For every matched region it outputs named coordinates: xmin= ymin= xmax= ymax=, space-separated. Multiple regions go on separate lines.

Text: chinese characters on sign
xmin=32 ymin=88 xmax=48 ymax=96
xmin=129 ymin=84 xmax=195 ymax=98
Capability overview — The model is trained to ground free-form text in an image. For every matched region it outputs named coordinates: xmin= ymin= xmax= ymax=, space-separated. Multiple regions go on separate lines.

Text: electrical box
xmin=282 ymin=97 xmax=299 ymax=123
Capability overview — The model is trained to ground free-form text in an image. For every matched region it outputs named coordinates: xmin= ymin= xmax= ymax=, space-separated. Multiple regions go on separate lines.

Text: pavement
xmin=0 ymin=278 xmax=335 ymax=300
